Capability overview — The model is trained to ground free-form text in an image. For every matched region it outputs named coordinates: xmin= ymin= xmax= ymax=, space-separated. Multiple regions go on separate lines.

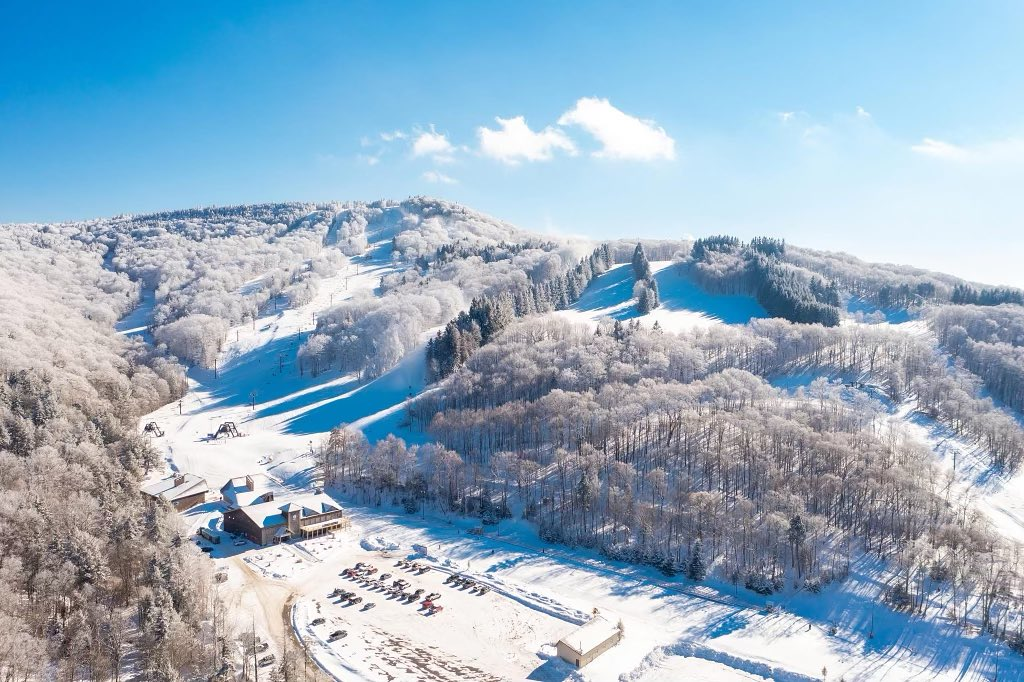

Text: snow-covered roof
xmin=220 ymin=473 xmax=275 ymax=507
xmin=236 ymin=493 xmax=343 ymax=529
xmin=558 ymin=615 xmax=620 ymax=655
xmin=141 ymin=473 xmax=209 ymax=503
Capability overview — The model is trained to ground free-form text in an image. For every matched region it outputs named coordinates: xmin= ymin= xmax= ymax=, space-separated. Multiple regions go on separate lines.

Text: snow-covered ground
xmin=557 ymin=261 xmax=767 ymax=332
xmin=136 ymin=247 xmax=1024 ymax=681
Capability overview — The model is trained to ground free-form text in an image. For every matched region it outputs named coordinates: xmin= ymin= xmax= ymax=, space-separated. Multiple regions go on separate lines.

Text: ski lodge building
xmin=141 ymin=473 xmax=210 ymax=512
xmin=222 ymin=493 xmax=346 ymax=545
xmin=556 ymin=614 xmax=623 ymax=668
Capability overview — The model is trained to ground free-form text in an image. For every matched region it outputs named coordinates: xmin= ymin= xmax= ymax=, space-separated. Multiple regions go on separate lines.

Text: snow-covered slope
xmin=559 ymin=261 xmax=767 ymax=332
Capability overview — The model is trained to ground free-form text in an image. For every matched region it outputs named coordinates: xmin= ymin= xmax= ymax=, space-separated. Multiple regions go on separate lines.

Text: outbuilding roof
xmin=558 ymin=614 xmax=621 ymax=656
xmin=142 ymin=473 xmax=209 ymax=503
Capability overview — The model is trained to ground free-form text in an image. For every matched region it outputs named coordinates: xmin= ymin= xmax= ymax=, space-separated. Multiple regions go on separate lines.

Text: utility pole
xmin=214 ymin=357 xmax=218 ymax=380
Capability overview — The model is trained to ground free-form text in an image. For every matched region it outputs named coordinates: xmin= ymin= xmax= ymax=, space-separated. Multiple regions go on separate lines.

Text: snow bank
xmin=624 ymin=642 xmax=817 ymax=682
xmin=360 ymin=535 xmax=399 ymax=552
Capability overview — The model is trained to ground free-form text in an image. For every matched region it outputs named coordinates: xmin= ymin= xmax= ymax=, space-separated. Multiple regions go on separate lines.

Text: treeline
xmin=430 ymin=239 xmax=558 ymax=268
xmin=951 ymin=284 xmax=1024 ymax=307
xmin=631 ymin=244 xmax=660 ymax=314
xmin=0 ymin=225 xmax=220 ymax=680
xmin=688 ymin=236 xmax=841 ymax=326
xmin=417 ymin=314 xmax=1024 ymax=471
xmin=425 ymin=245 xmax=614 ymax=380
xmin=877 ymin=282 xmax=936 ymax=308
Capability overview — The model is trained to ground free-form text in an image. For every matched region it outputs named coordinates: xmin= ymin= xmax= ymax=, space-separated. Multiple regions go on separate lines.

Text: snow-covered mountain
xmin=3 ymin=199 xmax=1024 ymax=681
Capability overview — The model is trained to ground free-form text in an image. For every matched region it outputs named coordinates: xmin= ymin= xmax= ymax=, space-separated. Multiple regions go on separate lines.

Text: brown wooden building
xmin=141 ymin=473 xmax=210 ymax=512
xmin=223 ymin=493 xmax=345 ymax=545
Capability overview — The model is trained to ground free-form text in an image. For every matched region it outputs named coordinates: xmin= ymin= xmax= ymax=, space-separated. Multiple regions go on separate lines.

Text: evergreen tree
xmin=687 ymin=538 xmax=707 ymax=581
xmin=632 ymin=243 xmax=652 ymax=280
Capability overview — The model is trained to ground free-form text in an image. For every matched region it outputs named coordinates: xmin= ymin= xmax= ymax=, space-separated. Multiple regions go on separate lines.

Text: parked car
xmin=310 ymin=617 xmax=326 ymax=626
xmin=258 ymin=654 xmax=276 ymax=667
xmin=200 ymin=546 xmax=213 ymax=553
xmin=255 ymin=641 xmax=269 ymax=653
xmin=362 ymin=602 xmax=376 ymax=611
xmin=233 ymin=538 xmax=247 ymax=546
xmin=327 ymin=630 xmax=347 ymax=642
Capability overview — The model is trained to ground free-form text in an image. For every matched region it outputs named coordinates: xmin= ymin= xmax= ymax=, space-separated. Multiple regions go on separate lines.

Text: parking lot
xmin=292 ymin=551 xmax=569 ymax=681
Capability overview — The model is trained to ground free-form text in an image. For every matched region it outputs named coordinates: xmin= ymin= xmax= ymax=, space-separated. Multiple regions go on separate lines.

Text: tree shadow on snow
xmin=652 ymin=266 xmax=767 ymax=325
xmin=571 ymin=265 xmax=641 ymax=320
xmin=281 ymin=348 xmax=426 ymax=436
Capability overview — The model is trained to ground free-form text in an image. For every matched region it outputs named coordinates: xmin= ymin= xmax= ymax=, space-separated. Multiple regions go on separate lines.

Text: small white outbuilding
xmin=557 ymin=614 xmax=622 ymax=668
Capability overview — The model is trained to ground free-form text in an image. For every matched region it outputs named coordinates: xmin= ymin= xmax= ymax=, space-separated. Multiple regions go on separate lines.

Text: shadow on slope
xmin=571 ymin=264 xmax=640 ymax=320
xmin=653 ymin=265 xmax=767 ymax=325
xmin=282 ymin=345 xmax=427 ymax=436
xmin=196 ymin=331 xmax=318 ymax=412
xmin=846 ymin=297 xmax=912 ymax=324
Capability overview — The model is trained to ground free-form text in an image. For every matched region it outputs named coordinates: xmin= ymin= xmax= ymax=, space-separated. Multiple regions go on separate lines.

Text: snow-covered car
xmin=310 ymin=617 xmax=325 ymax=626
xmin=258 ymin=654 xmax=275 ymax=667
xmin=233 ymin=538 xmax=246 ymax=546
xmin=327 ymin=630 xmax=347 ymax=641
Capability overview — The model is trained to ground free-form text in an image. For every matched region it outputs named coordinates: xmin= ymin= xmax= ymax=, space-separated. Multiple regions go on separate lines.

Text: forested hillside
xmin=0 ymin=225 xmax=215 ymax=679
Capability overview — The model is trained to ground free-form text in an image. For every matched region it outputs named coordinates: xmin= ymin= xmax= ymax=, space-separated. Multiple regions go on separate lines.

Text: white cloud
xmin=856 ymin=106 xmax=872 ymax=119
xmin=380 ymin=130 xmax=407 ymax=142
xmin=911 ymin=136 xmax=1024 ymax=163
xmin=912 ymin=138 xmax=968 ymax=161
xmin=422 ymin=170 xmax=458 ymax=184
xmin=411 ymin=127 xmax=455 ymax=162
xmin=778 ymin=111 xmax=797 ymax=124
xmin=477 ymin=116 xmax=576 ymax=164
xmin=358 ymin=154 xmax=380 ymax=166
xmin=558 ymin=97 xmax=675 ymax=161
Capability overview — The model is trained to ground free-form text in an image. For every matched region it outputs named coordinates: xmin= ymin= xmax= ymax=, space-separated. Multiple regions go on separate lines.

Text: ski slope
xmin=558 ymin=261 xmax=767 ymax=332
xmin=141 ymin=250 xmax=427 ymax=491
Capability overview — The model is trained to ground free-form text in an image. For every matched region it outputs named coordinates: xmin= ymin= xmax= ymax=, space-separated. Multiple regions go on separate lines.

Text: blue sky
xmin=3 ymin=1 xmax=1023 ymax=286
